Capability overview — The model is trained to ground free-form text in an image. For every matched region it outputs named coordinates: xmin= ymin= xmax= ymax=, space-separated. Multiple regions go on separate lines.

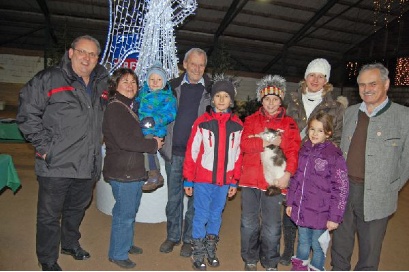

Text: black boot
xmin=192 ymin=238 xmax=207 ymax=271
xmin=205 ymin=234 xmax=220 ymax=267
xmin=279 ymin=226 xmax=297 ymax=266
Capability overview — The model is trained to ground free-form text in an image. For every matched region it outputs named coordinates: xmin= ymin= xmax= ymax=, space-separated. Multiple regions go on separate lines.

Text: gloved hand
xmin=140 ymin=117 xmax=155 ymax=129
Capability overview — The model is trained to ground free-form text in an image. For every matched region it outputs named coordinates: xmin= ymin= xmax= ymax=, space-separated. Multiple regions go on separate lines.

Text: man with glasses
xmin=17 ymin=35 xmax=109 ymax=271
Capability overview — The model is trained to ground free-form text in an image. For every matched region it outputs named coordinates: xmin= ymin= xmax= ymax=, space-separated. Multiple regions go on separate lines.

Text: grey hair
xmin=184 ymin=48 xmax=207 ymax=65
xmin=357 ymin=63 xmax=389 ymax=83
xmin=71 ymin=35 xmax=101 ymax=55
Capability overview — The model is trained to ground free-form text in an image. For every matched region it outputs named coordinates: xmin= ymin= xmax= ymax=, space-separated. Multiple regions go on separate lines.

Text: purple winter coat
xmin=287 ymin=140 xmax=349 ymax=230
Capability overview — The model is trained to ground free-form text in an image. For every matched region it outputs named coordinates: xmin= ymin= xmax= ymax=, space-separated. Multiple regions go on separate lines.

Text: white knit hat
xmin=304 ymin=58 xmax=331 ymax=82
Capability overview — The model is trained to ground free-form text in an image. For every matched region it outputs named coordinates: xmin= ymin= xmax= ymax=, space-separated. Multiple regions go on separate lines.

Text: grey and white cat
xmin=259 ymin=128 xmax=287 ymax=196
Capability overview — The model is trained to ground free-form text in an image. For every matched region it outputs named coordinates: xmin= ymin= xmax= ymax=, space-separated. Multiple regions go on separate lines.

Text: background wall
xmin=1 ymin=51 xmax=408 ymax=110
xmin=0 ymin=50 xmax=44 ymax=107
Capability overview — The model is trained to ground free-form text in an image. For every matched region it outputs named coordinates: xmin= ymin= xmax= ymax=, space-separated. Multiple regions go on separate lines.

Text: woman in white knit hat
xmin=279 ymin=58 xmax=347 ymax=267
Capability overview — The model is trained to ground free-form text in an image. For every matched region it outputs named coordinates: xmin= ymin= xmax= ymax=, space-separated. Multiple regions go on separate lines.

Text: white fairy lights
xmin=100 ymin=0 xmax=147 ymax=74
xmin=135 ymin=0 xmax=197 ymax=83
xmin=100 ymin=0 xmax=197 ymax=82
xmin=395 ymin=57 xmax=409 ymax=86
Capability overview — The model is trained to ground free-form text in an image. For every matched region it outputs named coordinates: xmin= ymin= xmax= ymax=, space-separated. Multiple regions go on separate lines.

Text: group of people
xmin=16 ymin=34 xmax=409 ymax=271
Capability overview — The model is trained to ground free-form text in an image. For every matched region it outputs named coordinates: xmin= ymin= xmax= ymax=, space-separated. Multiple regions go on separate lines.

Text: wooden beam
xmin=35 ymin=0 xmax=58 ymax=44
xmin=262 ymin=0 xmax=339 ymax=73
xmin=207 ymin=0 xmax=250 ymax=57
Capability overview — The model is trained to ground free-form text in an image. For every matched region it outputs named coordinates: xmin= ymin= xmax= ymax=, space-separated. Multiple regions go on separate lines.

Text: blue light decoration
xmin=100 ymin=0 xmax=197 ymax=84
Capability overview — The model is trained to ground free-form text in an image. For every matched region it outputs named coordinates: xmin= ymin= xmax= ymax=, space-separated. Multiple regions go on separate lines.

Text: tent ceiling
xmin=0 ymin=0 xmax=408 ymax=83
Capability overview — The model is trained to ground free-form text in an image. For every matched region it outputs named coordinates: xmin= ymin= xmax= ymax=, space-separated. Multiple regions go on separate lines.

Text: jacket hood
xmin=303 ymin=139 xmax=343 ymax=157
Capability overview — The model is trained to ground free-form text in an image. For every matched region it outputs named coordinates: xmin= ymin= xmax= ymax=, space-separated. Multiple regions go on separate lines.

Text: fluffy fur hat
xmin=256 ymin=75 xmax=286 ymax=102
xmin=304 ymin=58 xmax=331 ymax=82
xmin=211 ymin=74 xmax=238 ymax=103
xmin=146 ymin=61 xmax=167 ymax=89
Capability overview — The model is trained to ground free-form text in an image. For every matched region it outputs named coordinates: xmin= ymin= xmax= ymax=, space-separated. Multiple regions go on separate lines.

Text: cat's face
xmin=259 ymin=128 xmax=281 ymax=142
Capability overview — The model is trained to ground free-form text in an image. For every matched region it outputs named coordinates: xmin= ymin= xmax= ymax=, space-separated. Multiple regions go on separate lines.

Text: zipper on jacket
xmin=208 ymin=131 xmax=213 ymax=147
xmin=231 ymin=132 xmax=235 ymax=148
xmin=296 ymin=158 xmax=309 ymax=225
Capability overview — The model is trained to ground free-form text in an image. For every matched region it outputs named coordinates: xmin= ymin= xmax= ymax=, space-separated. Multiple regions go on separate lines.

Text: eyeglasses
xmin=72 ymin=48 xmax=99 ymax=59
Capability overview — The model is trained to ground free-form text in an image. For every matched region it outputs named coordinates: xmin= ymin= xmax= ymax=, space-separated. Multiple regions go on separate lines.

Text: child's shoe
xmin=290 ymin=257 xmax=309 ymax=271
xmin=142 ymin=170 xmax=164 ymax=191
xmin=308 ymin=264 xmax=322 ymax=271
xmin=244 ymin=262 xmax=257 ymax=271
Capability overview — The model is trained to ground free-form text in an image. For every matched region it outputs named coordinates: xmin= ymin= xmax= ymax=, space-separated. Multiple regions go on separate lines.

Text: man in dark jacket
xmin=16 ymin=35 xmax=109 ymax=271
xmin=159 ymin=48 xmax=211 ymax=257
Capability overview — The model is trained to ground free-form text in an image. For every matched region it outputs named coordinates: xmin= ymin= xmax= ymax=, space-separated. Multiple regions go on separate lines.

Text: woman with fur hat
xmin=135 ymin=61 xmax=177 ymax=191
xmin=239 ymin=75 xmax=301 ymax=271
xmin=183 ymin=74 xmax=243 ymax=270
xmin=279 ymin=58 xmax=347 ymax=266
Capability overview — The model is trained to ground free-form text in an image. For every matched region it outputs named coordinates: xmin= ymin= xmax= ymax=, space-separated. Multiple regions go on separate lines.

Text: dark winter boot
xmin=290 ymin=257 xmax=309 ymax=271
xmin=279 ymin=226 xmax=297 ymax=266
xmin=205 ymin=234 xmax=220 ymax=267
xmin=192 ymin=238 xmax=207 ymax=271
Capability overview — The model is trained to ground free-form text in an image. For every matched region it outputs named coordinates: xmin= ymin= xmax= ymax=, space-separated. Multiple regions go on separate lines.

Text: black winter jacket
xmin=102 ymin=93 xmax=158 ymax=182
xmin=17 ymin=52 xmax=108 ymax=180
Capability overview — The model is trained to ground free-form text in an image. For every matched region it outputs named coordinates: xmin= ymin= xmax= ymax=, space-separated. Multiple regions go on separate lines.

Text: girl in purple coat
xmin=286 ymin=111 xmax=349 ymax=271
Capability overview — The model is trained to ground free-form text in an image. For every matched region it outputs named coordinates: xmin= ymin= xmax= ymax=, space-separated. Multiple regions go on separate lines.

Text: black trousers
xmin=36 ymin=176 xmax=95 ymax=264
xmin=331 ymin=182 xmax=389 ymax=271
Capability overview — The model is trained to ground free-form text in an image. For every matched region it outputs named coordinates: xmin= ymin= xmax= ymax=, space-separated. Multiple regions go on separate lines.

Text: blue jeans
xmin=165 ymin=155 xmax=193 ymax=243
xmin=108 ymin=180 xmax=143 ymax=260
xmin=240 ymin=187 xmax=282 ymax=268
xmin=192 ymin=183 xmax=229 ymax=239
xmin=297 ymin=227 xmax=326 ymax=270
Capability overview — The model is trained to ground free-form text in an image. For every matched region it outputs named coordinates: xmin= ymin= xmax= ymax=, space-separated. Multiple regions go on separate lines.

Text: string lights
xmin=346 ymin=61 xmax=359 ymax=80
xmin=373 ymin=0 xmax=394 ymax=30
xmin=135 ymin=0 xmax=197 ymax=83
xmin=395 ymin=57 xmax=409 ymax=86
xmin=100 ymin=0 xmax=197 ymax=82
xmin=100 ymin=0 xmax=147 ymax=74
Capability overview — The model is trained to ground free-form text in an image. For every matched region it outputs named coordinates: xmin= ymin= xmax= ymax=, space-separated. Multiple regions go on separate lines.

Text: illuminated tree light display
xmin=100 ymin=0 xmax=197 ymax=83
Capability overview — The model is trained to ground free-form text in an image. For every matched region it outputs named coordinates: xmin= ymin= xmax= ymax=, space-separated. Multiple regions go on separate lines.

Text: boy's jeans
xmin=297 ymin=226 xmax=326 ymax=270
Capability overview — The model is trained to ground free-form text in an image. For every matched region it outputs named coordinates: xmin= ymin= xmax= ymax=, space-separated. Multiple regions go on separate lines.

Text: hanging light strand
xmin=395 ymin=57 xmax=409 ymax=86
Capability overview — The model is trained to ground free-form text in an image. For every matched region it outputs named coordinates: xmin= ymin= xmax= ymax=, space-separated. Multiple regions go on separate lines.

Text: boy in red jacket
xmin=183 ymin=75 xmax=243 ymax=271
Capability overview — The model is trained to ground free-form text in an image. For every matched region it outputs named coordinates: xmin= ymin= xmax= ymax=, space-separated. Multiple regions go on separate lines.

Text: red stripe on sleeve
xmin=47 ymin=86 xmax=75 ymax=97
